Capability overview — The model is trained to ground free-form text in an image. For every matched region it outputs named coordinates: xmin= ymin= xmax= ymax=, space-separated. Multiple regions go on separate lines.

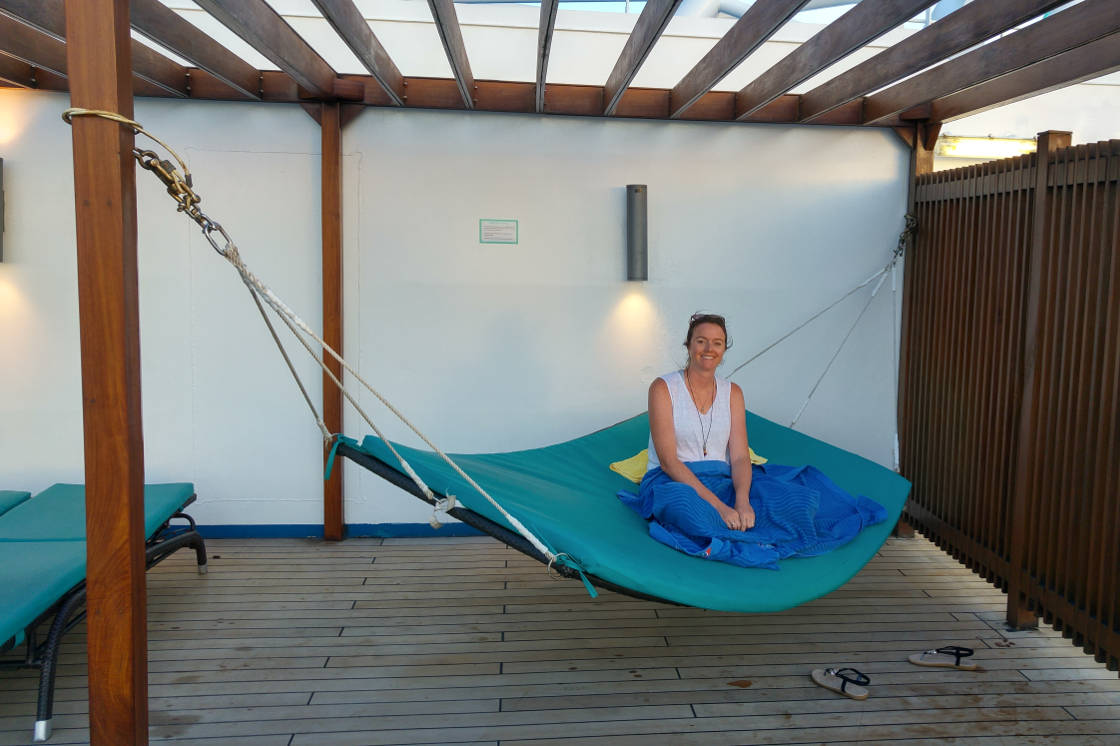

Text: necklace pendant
xmin=703 ymin=447 xmax=707 ymax=456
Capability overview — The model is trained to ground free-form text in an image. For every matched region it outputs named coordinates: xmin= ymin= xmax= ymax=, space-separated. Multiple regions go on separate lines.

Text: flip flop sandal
xmin=908 ymin=645 xmax=979 ymax=670
xmin=810 ymin=667 xmax=870 ymax=700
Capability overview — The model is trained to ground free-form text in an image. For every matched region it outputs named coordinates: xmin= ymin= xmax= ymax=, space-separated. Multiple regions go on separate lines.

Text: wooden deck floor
xmin=2 ymin=534 xmax=1119 ymax=745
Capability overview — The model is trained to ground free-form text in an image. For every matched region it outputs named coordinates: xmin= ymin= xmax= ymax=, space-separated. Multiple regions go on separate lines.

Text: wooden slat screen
xmin=902 ymin=138 xmax=1120 ymax=672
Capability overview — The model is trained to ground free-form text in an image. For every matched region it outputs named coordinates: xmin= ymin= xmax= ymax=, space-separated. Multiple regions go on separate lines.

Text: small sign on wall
xmin=479 ymin=219 xmax=518 ymax=244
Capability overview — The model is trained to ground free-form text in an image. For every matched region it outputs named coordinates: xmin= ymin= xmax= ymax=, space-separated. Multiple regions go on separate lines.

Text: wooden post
xmin=893 ymin=121 xmax=937 ymax=540
xmin=1006 ymin=129 xmax=1072 ymax=629
xmin=63 ymin=0 xmax=149 ymax=743
xmin=322 ymin=101 xmax=344 ymax=541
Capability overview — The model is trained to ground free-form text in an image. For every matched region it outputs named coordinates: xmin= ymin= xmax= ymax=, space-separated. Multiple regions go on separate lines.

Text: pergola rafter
xmin=0 ymin=52 xmax=36 ymax=88
xmin=130 ymin=0 xmax=262 ymax=100
xmin=863 ymin=0 xmax=1120 ymax=125
xmin=536 ymin=0 xmax=560 ymax=113
xmin=427 ymin=0 xmax=475 ymax=109
xmin=670 ymin=0 xmax=809 ymax=119
xmin=602 ymin=0 xmax=683 ymax=116
xmin=312 ymin=0 xmax=405 ymax=106
xmin=193 ymin=0 xmax=337 ymax=99
xmin=734 ymin=0 xmax=937 ymax=121
xmin=929 ymin=31 xmax=1120 ymax=124
xmin=0 ymin=0 xmax=190 ymax=97
xmin=798 ymin=0 xmax=1069 ymax=123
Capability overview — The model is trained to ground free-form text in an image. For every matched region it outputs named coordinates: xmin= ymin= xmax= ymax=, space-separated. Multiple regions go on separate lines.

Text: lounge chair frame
xmin=0 ymin=497 xmax=207 ymax=742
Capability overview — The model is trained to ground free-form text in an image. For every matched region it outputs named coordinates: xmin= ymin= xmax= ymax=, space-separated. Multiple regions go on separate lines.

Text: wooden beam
xmin=735 ymin=0 xmax=936 ymax=121
xmin=1007 ymin=130 xmax=1071 ymax=630
xmin=670 ymin=0 xmax=808 ymax=119
xmin=0 ymin=12 xmax=188 ymax=97
xmin=311 ymin=0 xmax=404 ymax=106
xmin=130 ymin=36 xmax=190 ymax=97
xmin=321 ymin=101 xmax=344 ymax=542
xmin=63 ymin=1 xmax=149 ymax=744
xmin=0 ymin=52 xmax=36 ymax=87
xmin=536 ymin=0 xmax=560 ymax=113
xmin=130 ymin=0 xmax=260 ymax=100
xmin=426 ymin=0 xmax=475 ymax=109
xmin=930 ymin=32 xmax=1120 ymax=124
xmin=863 ymin=0 xmax=1120 ymax=125
xmin=799 ymin=0 xmax=1068 ymax=123
xmin=0 ymin=0 xmax=189 ymax=96
xmin=0 ymin=13 xmax=69 ymax=76
xmin=194 ymin=0 xmax=336 ymax=99
xmin=603 ymin=0 xmax=682 ymax=116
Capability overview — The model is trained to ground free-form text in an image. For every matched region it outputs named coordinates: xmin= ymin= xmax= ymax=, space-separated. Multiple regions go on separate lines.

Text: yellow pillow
xmin=610 ymin=447 xmax=767 ymax=484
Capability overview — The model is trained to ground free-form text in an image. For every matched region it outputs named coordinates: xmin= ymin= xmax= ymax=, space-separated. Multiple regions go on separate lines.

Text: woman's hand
xmin=736 ymin=504 xmax=756 ymax=530
xmin=734 ymin=495 xmax=755 ymax=530
xmin=716 ymin=502 xmax=745 ymax=531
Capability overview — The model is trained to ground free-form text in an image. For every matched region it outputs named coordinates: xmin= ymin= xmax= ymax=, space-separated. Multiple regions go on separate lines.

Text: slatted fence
xmin=900 ymin=134 xmax=1120 ymax=672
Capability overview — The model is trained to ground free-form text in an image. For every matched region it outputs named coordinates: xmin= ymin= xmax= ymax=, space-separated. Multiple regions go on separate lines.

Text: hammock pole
xmin=63 ymin=0 xmax=150 ymax=742
xmin=320 ymin=101 xmax=345 ymax=541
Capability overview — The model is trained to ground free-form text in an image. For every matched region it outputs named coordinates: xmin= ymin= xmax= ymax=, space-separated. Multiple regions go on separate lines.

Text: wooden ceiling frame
xmin=0 ymin=52 xmax=36 ymax=88
xmin=312 ymin=0 xmax=405 ymax=106
xmin=602 ymin=0 xmax=683 ymax=116
xmin=0 ymin=0 xmax=190 ymax=97
xmin=734 ymin=0 xmax=937 ymax=121
xmin=798 ymin=0 xmax=1070 ymax=123
xmin=536 ymin=0 xmax=560 ymax=113
xmin=669 ymin=0 xmax=809 ymax=119
xmin=427 ymin=0 xmax=476 ymax=109
xmin=930 ymin=31 xmax=1120 ymax=124
xmin=864 ymin=0 xmax=1120 ymax=125
xmin=0 ymin=13 xmax=70 ymax=78
xmin=130 ymin=0 xmax=261 ymax=100
xmin=193 ymin=0 xmax=337 ymax=100
xmin=0 ymin=0 xmax=1114 ymax=128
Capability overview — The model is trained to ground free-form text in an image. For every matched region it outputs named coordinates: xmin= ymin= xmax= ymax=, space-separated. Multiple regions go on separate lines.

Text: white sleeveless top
xmin=647 ymin=370 xmax=733 ymax=471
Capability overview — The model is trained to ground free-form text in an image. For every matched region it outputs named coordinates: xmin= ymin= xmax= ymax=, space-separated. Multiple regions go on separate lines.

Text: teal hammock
xmin=335 ymin=410 xmax=910 ymax=613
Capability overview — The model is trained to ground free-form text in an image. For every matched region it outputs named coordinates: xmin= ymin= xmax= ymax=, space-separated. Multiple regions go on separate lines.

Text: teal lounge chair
xmin=0 ymin=483 xmax=206 ymax=742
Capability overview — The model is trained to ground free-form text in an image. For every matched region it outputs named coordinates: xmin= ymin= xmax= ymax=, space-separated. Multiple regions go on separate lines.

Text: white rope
xmin=790 ymin=270 xmax=889 ymax=429
xmin=725 ymin=262 xmax=892 ymax=380
xmin=219 ymin=241 xmax=558 ymax=562
xmin=246 ymin=286 xmax=331 ymax=443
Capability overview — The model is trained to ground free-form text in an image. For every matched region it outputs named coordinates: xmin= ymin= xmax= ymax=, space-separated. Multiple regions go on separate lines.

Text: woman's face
xmin=687 ymin=322 xmax=727 ymax=372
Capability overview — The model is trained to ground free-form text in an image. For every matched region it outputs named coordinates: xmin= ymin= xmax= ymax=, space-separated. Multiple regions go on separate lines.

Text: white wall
xmin=0 ymin=89 xmax=326 ymax=524
xmin=340 ymin=107 xmax=909 ymax=524
xmin=0 ymin=89 xmax=908 ymax=526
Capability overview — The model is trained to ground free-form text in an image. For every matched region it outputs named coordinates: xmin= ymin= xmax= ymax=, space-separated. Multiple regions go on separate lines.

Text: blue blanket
xmin=618 ymin=461 xmax=887 ymax=570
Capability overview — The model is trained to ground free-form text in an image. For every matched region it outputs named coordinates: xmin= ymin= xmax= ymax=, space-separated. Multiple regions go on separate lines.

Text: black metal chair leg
xmin=34 ymin=588 xmax=86 ymax=743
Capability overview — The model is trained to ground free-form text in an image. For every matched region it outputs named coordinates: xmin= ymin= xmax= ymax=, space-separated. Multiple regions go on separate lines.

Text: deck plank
xmin=1 ymin=535 xmax=1117 ymax=744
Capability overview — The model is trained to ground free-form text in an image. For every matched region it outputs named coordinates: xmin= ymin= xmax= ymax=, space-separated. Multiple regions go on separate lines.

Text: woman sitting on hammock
xmin=622 ymin=312 xmax=887 ymax=569
xmin=647 ymin=312 xmax=754 ymax=531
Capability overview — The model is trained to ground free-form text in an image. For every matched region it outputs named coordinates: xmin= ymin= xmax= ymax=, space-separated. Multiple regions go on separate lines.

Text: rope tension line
xmin=61 ymin=107 xmax=565 ymax=568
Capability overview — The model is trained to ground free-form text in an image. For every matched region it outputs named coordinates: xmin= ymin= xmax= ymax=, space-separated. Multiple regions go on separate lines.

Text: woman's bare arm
xmin=727 ymin=383 xmax=755 ymax=528
xmin=649 ymin=378 xmax=742 ymax=529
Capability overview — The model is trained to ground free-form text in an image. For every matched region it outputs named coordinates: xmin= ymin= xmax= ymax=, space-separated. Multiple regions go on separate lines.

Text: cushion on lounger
xmin=0 ymin=483 xmax=195 ymax=541
xmin=0 ymin=540 xmax=87 ymax=647
xmin=0 ymin=491 xmax=31 ymax=517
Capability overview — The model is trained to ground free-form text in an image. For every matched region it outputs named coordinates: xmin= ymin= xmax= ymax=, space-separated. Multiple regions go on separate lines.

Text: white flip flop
xmin=810 ymin=667 xmax=870 ymax=700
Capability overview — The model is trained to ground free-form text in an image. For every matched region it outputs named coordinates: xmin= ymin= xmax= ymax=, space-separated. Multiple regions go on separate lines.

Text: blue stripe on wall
xmin=196 ymin=523 xmax=484 ymax=539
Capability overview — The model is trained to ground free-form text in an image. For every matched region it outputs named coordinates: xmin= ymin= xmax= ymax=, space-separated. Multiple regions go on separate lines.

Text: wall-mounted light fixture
xmin=626 ymin=184 xmax=646 ymax=281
